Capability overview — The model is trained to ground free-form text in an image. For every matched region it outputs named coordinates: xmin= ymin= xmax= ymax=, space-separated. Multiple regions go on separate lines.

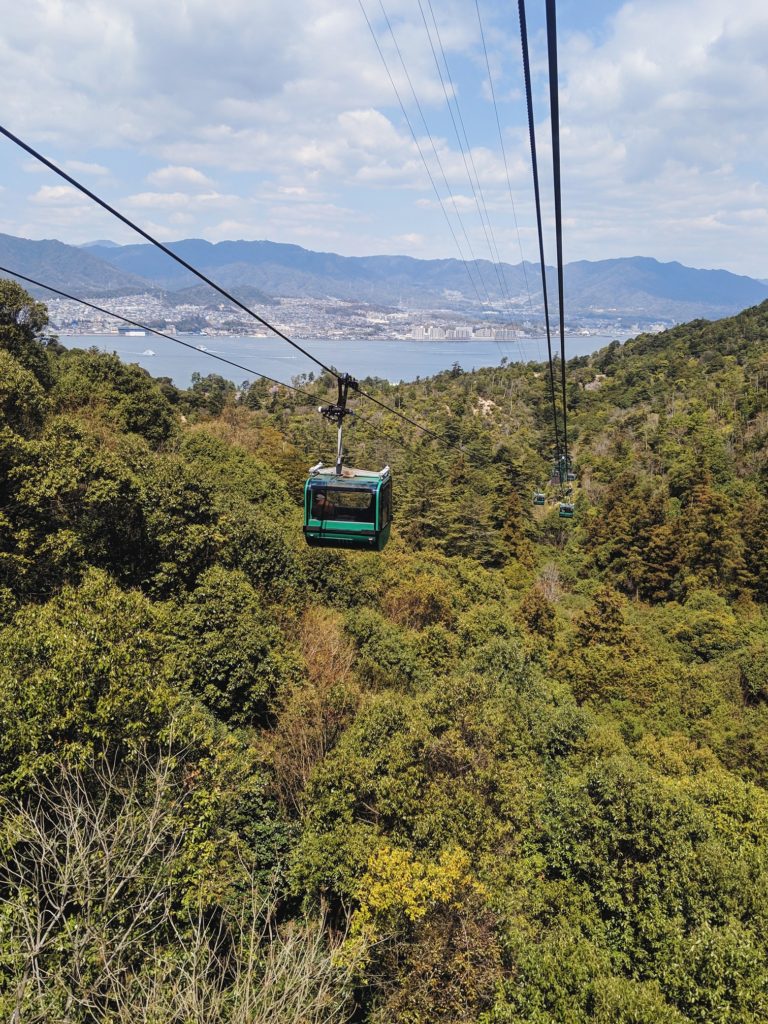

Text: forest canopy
xmin=1 ymin=277 xmax=767 ymax=1022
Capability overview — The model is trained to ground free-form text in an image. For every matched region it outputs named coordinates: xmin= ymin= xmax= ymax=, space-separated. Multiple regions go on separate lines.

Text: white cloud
xmin=337 ymin=109 xmax=403 ymax=153
xmin=65 ymin=160 xmax=110 ymax=177
xmin=395 ymin=232 xmax=425 ymax=246
xmin=147 ymin=165 xmax=214 ymax=188
xmin=122 ymin=191 xmax=236 ymax=210
xmin=21 ymin=160 xmax=49 ymax=174
xmin=31 ymin=185 xmax=83 ymax=204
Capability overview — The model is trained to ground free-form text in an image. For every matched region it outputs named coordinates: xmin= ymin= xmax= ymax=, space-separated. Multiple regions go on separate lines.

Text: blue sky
xmin=1 ymin=0 xmax=767 ymax=277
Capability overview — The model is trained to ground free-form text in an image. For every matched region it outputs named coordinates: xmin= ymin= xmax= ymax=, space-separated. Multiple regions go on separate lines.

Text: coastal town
xmin=43 ymin=290 xmax=658 ymax=341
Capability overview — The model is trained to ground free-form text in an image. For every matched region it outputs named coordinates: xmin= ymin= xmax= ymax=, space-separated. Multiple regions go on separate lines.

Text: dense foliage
xmin=1 ymin=277 xmax=767 ymax=1021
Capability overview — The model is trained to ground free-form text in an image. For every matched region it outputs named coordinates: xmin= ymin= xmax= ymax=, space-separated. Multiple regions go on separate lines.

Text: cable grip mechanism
xmin=318 ymin=373 xmax=358 ymax=474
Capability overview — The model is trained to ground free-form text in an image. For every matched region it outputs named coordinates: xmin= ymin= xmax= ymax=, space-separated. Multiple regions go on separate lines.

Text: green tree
xmin=519 ymin=586 xmax=556 ymax=640
xmin=678 ymin=483 xmax=750 ymax=595
xmin=0 ymin=279 xmax=58 ymax=387
xmin=56 ymin=349 xmax=176 ymax=446
xmin=0 ymin=350 xmax=48 ymax=435
xmin=165 ymin=566 xmax=301 ymax=725
xmin=741 ymin=491 xmax=768 ymax=601
xmin=0 ymin=419 xmax=146 ymax=599
xmin=575 ymin=585 xmax=628 ymax=647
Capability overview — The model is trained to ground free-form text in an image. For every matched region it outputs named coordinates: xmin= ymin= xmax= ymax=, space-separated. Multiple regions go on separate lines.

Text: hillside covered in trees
xmin=1 ymin=278 xmax=768 ymax=1023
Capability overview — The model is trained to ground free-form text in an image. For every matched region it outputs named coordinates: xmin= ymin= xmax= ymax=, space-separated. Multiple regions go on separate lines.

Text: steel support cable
xmin=416 ymin=0 xmax=522 ymax=366
xmin=357 ymin=0 xmax=485 ymax=307
xmin=376 ymin=0 xmax=488 ymax=295
xmin=0 ymin=124 xmax=464 ymax=454
xmin=545 ymin=0 xmax=569 ymax=475
xmin=472 ymin=0 xmax=543 ymax=365
xmin=416 ymin=7 xmax=507 ymax=366
xmin=0 ymin=125 xmax=340 ymax=379
xmin=518 ymin=0 xmax=561 ymax=467
xmin=361 ymin=0 xmax=551 ymax=459
xmin=417 ymin=0 xmax=509 ymax=311
xmin=0 ymin=265 xmax=429 ymax=460
xmin=371 ymin=0 xmax=497 ymax=307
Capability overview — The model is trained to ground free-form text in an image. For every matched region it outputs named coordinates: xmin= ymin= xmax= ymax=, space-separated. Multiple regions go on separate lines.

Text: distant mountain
xmin=77 ymin=239 xmax=121 ymax=249
xmin=0 ymin=234 xmax=275 ymax=307
xmin=2 ymin=232 xmax=766 ymax=323
xmin=0 ymin=233 xmax=151 ymax=297
xmin=82 ymin=238 xmax=526 ymax=308
xmin=83 ymin=238 xmax=768 ymax=321
xmin=563 ymin=257 xmax=768 ymax=321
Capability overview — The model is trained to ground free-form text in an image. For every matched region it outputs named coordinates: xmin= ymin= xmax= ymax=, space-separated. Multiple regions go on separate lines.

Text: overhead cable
xmin=376 ymin=0 xmax=497 ymax=304
xmin=358 ymin=0 xmax=493 ymax=307
xmin=545 ymin=0 xmax=569 ymax=472
xmin=473 ymin=0 xmax=542 ymax=364
xmin=416 ymin=0 xmax=524 ymax=365
xmin=417 ymin=0 xmax=510 ymax=308
xmin=355 ymin=385 xmax=463 ymax=450
xmin=517 ymin=0 xmax=562 ymax=465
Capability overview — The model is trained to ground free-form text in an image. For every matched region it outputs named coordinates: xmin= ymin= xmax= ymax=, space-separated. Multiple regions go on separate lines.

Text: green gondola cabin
xmin=303 ymin=463 xmax=392 ymax=551
xmin=533 ymin=491 xmax=546 ymax=506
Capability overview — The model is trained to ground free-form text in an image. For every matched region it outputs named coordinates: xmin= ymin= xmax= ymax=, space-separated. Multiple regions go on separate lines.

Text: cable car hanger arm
xmin=319 ymin=372 xmax=358 ymax=475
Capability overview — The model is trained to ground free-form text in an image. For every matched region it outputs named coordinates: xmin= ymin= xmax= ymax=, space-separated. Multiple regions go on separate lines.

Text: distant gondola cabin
xmin=303 ymin=463 xmax=392 ymax=551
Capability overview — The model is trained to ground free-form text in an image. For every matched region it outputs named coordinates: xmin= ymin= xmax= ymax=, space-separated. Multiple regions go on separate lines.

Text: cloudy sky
xmin=1 ymin=0 xmax=767 ymax=277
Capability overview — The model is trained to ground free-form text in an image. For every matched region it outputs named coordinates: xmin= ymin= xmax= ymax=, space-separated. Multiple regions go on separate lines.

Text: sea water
xmin=58 ymin=332 xmax=628 ymax=388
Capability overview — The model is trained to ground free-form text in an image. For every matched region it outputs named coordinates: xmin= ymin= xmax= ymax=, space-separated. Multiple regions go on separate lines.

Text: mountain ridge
xmin=2 ymin=230 xmax=766 ymax=323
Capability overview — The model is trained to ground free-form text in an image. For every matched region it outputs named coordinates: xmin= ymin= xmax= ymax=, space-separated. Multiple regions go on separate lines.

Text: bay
xmin=58 ymin=332 xmax=628 ymax=388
